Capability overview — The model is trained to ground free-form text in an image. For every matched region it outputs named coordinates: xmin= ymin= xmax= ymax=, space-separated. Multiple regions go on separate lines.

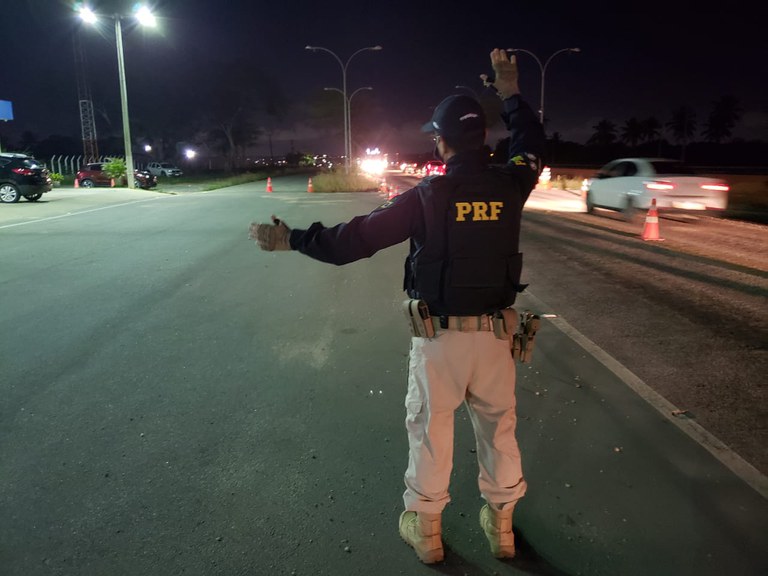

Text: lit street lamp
xmin=506 ymin=47 xmax=580 ymax=125
xmin=324 ymin=86 xmax=372 ymax=165
xmin=78 ymin=5 xmax=157 ymax=189
xmin=306 ymin=45 xmax=382 ymax=172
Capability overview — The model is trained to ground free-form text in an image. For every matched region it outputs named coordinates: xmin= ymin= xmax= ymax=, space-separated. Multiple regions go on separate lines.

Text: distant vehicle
xmin=146 ymin=162 xmax=183 ymax=177
xmin=584 ymin=158 xmax=729 ymax=219
xmin=76 ymin=163 xmax=157 ymax=190
xmin=0 ymin=152 xmax=52 ymax=203
xmin=400 ymin=161 xmax=419 ymax=175
xmin=420 ymin=160 xmax=446 ymax=177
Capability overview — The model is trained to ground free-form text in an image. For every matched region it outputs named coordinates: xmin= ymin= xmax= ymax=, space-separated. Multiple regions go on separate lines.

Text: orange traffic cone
xmin=641 ymin=198 xmax=663 ymax=241
xmin=307 ymin=177 xmax=314 ymax=193
xmin=266 ymin=177 xmax=273 ymax=193
xmin=74 ymin=177 xmax=79 ymax=188
xmin=387 ymin=185 xmax=399 ymax=200
xmin=379 ymin=179 xmax=388 ymax=194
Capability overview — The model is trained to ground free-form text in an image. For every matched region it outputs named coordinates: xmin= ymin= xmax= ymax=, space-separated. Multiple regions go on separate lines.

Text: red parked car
xmin=76 ymin=162 xmax=157 ymax=190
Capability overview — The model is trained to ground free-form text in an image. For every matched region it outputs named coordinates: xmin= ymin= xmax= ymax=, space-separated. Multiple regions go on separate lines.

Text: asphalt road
xmin=1 ymin=176 xmax=766 ymax=576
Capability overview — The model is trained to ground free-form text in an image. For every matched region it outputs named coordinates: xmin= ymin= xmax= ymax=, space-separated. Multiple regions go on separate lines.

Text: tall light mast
xmin=73 ymin=30 xmax=99 ymax=163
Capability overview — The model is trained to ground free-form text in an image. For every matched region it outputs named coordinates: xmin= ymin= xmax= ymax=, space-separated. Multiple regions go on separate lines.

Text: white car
xmin=584 ymin=158 xmax=729 ymax=219
xmin=146 ymin=162 xmax=183 ymax=177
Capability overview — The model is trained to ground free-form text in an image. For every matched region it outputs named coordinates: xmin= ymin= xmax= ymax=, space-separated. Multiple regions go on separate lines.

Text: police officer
xmin=249 ymin=48 xmax=544 ymax=564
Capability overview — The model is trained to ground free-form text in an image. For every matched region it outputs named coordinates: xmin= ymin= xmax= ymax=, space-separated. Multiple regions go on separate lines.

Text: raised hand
xmin=480 ymin=48 xmax=520 ymax=100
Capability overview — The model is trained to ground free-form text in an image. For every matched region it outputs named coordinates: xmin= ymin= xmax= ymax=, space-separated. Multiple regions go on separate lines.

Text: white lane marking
xmin=0 ymin=197 xmax=164 ymax=229
xmin=522 ymin=289 xmax=768 ymax=500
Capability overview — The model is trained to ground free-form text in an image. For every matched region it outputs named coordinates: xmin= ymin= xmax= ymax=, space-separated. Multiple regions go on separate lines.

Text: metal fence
xmin=45 ymin=155 xmax=231 ymax=174
xmin=47 ymin=155 xmax=135 ymax=175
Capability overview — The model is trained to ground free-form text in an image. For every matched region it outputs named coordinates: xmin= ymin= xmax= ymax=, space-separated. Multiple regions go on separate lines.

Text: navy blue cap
xmin=421 ymin=94 xmax=486 ymax=142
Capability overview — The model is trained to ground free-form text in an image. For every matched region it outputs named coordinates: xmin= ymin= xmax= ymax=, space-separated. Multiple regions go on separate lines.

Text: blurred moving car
xmin=76 ymin=163 xmax=158 ymax=190
xmin=146 ymin=161 xmax=183 ymax=177
xmin=400 ymin=161 xmax=419 ymax=175
xmin=584 ymin=158 xmax=730 ymax=219
xmin=0 ymin=152 xmax=52 ymax=203
xmin=420 ymin=160 xmax=446 ymax=177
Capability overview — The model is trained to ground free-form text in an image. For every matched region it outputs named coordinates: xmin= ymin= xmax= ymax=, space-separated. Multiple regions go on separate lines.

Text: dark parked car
xmin=76 ymin=162 xmax=157 ymax=190
xmin=0 ymin=153 xmax=52 ymax=203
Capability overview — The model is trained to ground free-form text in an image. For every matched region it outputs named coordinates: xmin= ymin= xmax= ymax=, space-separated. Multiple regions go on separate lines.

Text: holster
xmin=403 ymin=299 xmax=436 ymax=338
xmin=495 ymin=308 xmax=541 ymax=363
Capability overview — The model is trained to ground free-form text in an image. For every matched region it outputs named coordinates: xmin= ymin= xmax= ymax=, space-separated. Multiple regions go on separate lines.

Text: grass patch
xmin=199 ymin=172 xmax=269 ymax=191
xmin=311 ymin=172 xmax=379 ymax=193
xmin=726 ymin=178 xmax=768 ymax=211
xmin=555 ymin=176 xmax=586 ymax=191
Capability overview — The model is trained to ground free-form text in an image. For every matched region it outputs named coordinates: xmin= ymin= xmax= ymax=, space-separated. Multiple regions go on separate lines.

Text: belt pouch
xmin=497 ymin=308 xmax=522 ymax=359
xmin=403 ymin=299 xmax=436 ymax=338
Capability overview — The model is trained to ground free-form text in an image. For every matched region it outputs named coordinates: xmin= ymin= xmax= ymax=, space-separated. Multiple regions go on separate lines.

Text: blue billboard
xmin=0 ymin=100 xmax=13 ymax=121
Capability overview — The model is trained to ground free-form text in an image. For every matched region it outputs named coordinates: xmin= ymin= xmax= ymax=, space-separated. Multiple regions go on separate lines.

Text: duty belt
xmin=432 ymin=315 xmax=495 ymax=332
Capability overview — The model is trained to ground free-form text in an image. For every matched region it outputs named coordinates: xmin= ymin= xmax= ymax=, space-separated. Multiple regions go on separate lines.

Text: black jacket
xmin=289 ymin=95 xmax=545 ymax=315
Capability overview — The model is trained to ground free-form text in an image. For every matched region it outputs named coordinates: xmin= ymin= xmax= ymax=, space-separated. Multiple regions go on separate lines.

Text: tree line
xmin=538 ymin=95 xmax=765 ymax=168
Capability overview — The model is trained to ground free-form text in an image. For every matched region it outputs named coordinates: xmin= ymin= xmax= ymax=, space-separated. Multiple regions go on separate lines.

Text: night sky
xmin=1 ymin=1 xmax=765 ymax=157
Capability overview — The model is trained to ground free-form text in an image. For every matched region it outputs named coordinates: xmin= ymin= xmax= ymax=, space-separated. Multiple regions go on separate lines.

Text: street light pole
xmin=506 ymin=47 xmax=580 ymax=125
xmin=347 ymin=86 xmax=372 ymax=163
xmin=114 ymin=16 xmax=135 ymax=189
xmin=306 ymin=45 xmax=382 ymax=173
xmin=79 ymin=5 xmax=156 ymax=189
xmin=326 ymin=86 xmax=373 ymax=164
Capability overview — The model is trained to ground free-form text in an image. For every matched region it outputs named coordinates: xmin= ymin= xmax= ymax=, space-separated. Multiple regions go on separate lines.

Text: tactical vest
xmin=404 ymin=172 xmax=526 ymax=316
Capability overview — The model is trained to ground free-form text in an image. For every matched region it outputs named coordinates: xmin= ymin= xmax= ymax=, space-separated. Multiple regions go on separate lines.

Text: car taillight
xmin=701 ymin=184 xmax=729 ymax=192
xmin=645 ymin=180 xmax=674 ymax=191
xmin=12 ymin=167 xmax=35 ymax=176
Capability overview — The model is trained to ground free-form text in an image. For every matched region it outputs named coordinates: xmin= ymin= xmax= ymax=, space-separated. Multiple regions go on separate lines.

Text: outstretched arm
xmin=482 ymin=48 xmax=545 ymax=190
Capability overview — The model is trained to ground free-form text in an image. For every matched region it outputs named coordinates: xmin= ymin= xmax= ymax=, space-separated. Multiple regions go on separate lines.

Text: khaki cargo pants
xmin=403 ymin=328 xmax=527 ymax=514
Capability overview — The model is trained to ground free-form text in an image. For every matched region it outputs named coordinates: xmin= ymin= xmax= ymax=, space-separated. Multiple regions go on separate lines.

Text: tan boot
xmin=398 ymin=511 xmax=444 ymax=563
xmin=479 ymin=504 xmax=515 ymax=558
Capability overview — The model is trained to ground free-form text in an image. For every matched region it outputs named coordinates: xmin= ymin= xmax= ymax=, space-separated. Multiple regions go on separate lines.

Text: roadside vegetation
xmin=310 ymin=170 xmax=378 ymax=193
xmin=185 ymin=166 xmax=379 ymax=193
xmin=103 ymin=158 xmax=127 ymax=180
xmin=198 ymin=171 xmax=272 ymax=191
xmin=154 ymin=167 xmax=312 ymax=191
xmin=724 ymin=177 xmax=768 ymax=219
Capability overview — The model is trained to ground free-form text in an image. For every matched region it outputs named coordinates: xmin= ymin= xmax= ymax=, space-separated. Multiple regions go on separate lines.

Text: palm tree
xmin=640 ymin=116 xmax=663 ymax=156
xmin=666 ymin=106 xmax=697 ymax=161
xmin=587 ymin=120 xmax=616 ymax=146
xmin=621 ymin=117 xmax=643 ymax=148
xmin=640 ymin=117 xmax=661 ymax=143
xmin=587 ymin=119 xmax=617 ymax=147
xmin=703 ymin=95 xmax=742 ymax=143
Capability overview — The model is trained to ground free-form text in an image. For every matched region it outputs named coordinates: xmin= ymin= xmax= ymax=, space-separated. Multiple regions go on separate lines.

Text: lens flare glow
xmin=360 ymin=158 xmax=387 ymax=175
